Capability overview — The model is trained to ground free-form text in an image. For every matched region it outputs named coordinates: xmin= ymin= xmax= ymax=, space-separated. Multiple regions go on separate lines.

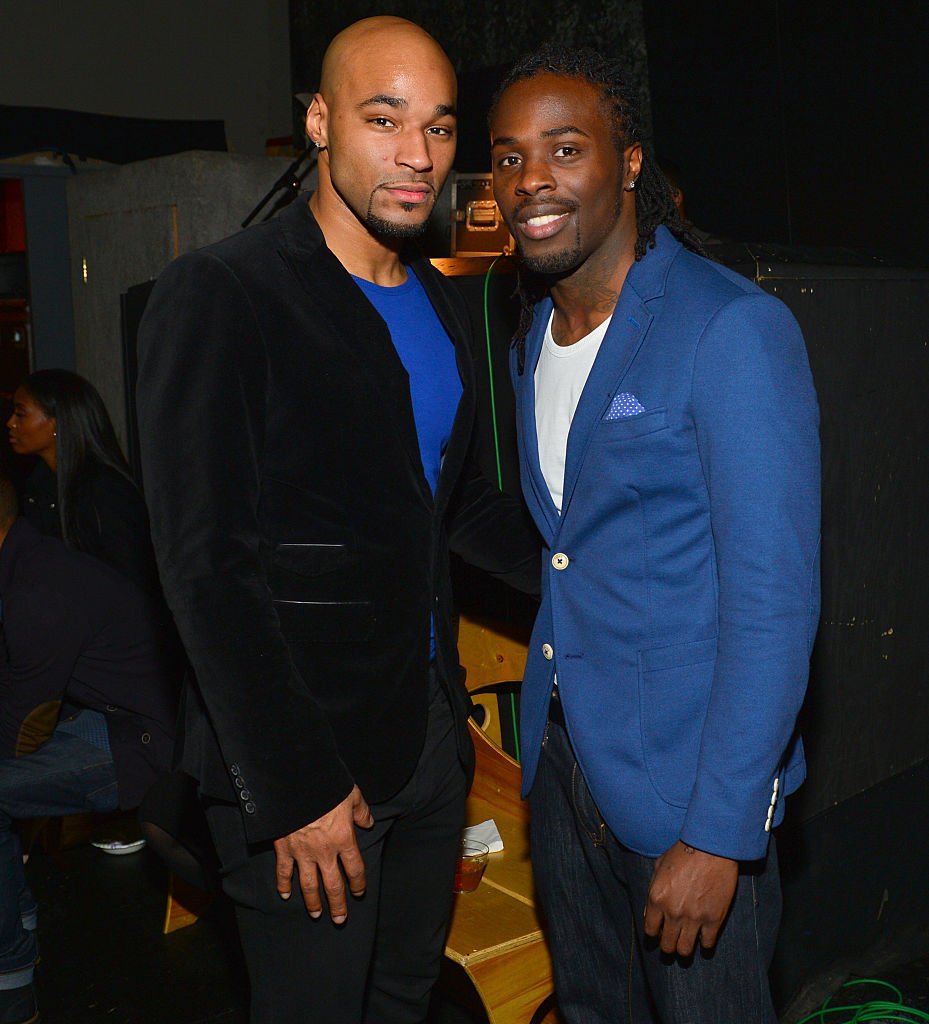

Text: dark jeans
xmin=530 ymin=717 xmax=781 ymax=1024
xmin=0 ymin=712 xmax=119 ymax=989
xmin=205 ymin=685 xmax=467 ymax=1024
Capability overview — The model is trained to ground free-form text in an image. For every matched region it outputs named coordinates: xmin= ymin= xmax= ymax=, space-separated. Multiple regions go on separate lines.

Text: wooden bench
xmin=447 ymin=614 xmax=560 ymax=1024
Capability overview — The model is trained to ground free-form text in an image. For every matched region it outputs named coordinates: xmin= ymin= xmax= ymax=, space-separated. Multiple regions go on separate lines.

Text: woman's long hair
xmin=19 ymin=369 xmax=137 ymax=548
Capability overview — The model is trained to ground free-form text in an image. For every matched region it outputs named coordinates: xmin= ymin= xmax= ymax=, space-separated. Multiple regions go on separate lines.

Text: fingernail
xmin=279 ymin=891 xmax=291 ymax=900
xmin=333 ymin=915 xmax=346 ymax=925
xmin=310 ymin=910 xmax=321 ymax=919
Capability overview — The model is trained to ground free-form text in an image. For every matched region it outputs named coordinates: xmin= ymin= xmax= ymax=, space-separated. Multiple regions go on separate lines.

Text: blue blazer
xmin=512 ymin=227 xmax=821 ymax=861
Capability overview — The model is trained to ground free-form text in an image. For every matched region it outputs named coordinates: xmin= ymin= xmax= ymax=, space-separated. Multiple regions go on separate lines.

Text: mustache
xmin=511 ymin=197 xmax=579 ymax=216
xmin=376 ymin=178 xmax=436 ymax=194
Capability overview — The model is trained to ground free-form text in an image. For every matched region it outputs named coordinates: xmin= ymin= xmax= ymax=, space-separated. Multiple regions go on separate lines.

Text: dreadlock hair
xmin=489 ymin=44 xmax=707 ymax=369
xmin=18 ymin=369 xmax=138 ymax=549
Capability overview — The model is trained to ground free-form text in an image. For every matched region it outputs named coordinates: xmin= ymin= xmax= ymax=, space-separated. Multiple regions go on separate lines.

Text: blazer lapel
xmin=276 ymin=199 xmax=429 ymax=501
xmin=560 ymin=227 xmax=679 ymax=515
xmin=559 ymin=295 xmax=653 ymax=513
xmin=412 ymin=260 xmax=474 ymax=515
xmin=516 ymin=298 xmax=561 ymax=541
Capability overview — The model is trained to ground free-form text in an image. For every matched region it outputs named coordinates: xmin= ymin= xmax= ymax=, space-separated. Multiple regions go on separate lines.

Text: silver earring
xmin=626 ymin=179 xmax=637 ymax=191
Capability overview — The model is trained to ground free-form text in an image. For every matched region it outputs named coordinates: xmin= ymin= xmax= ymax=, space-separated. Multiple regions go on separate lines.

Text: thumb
xmin=352 ymin=789 xmax=374 ymax=829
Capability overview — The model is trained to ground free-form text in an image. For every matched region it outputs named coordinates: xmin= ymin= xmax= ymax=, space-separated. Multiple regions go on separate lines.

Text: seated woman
xmin=0 ymin=475 xmax=179 ymax=1024
xmin=6 ymin=369 xmax=160 ymax=595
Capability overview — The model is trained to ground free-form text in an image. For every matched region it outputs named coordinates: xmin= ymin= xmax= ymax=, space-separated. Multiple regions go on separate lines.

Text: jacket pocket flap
xmin=274 ymin=599 xmax=374 ymax=642
xmin=272 ymin=542 xmax=355 ymax=578
xmin=639 ymin=636 xmax=717 ymax=673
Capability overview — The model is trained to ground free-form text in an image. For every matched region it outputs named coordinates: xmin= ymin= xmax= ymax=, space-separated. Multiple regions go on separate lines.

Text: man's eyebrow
xmin=541 ymin=125 xmax=588 ymax=138
xmin=491 ymin=125 xmax=588 ymax=147
xmin=357 ymin=96 xmax=455 ymax=118
xmin=358 ymin=94 xmax=406 ymax=109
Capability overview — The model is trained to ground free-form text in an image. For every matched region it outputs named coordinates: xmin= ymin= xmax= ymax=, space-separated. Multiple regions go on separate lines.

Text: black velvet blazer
xmin=136 ymin=197 xmax=538 ymax=845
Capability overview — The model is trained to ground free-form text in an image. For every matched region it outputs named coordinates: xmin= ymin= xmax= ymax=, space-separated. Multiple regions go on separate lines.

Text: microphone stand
xmin=241 ymin=144 xmax=317 ymax=229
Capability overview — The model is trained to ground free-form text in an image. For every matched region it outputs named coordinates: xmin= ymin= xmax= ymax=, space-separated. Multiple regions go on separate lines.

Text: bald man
xmin=136 ymin=16 xmax=538 ymax=1024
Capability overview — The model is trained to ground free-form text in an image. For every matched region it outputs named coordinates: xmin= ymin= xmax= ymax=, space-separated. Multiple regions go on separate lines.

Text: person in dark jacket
xmin=6 ymin=369 xmax=160 ymax=595
xmin=0 ymin=476 xmax=179 ymax=1024
xmin=137 ymin=16 xmax=539 ymax=1024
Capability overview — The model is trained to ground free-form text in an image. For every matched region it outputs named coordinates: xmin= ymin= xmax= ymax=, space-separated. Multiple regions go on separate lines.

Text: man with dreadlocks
xmin=490 ymin=45 xmax=821 ymax=1022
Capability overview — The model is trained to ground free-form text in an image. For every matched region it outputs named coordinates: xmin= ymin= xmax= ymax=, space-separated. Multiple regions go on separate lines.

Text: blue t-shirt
xmin=353 ymin=268 xmax=463 ymax=662
xmin=352 ymin=270 xmax=463 ymax=495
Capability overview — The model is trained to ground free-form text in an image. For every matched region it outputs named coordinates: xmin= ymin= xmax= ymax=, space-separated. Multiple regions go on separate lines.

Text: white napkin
xmin=463 ymin=818 xmax=504 ymax=853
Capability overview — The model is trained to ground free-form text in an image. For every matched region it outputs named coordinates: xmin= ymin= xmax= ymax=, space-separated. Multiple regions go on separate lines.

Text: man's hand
xmin=273 ymin=785 xmax=374 ymax=924
xmin=643 ymin=840 xmax=739 ymax=957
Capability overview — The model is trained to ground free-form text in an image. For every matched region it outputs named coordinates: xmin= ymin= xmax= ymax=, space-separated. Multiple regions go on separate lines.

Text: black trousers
xmin=205 ymin=686 xmax=467 ymax=1024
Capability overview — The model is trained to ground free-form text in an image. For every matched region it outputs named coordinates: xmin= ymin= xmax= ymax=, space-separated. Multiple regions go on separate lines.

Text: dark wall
xmin=643 ymin=0 xmax=929 ymax=265
xmin=752 ymin=259 xmax=929 ymax=818
xmin=289 ymin=0 xmax=649 ymax=170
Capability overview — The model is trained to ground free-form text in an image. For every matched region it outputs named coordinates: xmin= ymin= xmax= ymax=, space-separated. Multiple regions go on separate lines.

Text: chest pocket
xmin=595 ymin=408 xmax=668 ymax=442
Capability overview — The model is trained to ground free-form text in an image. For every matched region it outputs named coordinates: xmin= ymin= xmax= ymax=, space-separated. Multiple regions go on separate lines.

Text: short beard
xmin=517 ymin=223 xmax=583 ymax=276
xmin=364 ymin=196 xmax=432 ymax=239
xmin=520 ymin=245 xmax=583 ymax=275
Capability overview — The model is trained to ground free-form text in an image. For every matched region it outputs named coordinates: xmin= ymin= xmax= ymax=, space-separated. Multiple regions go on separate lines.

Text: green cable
xmin=794 ymin=978 xmax=929 ymax=1024
xmin=482 ymin=254 xmax=520 ymax=763
xmin=508 ymin=688 xmax=521 ymax=763
xmin=482 ymin=255 xmax=505 ymax=491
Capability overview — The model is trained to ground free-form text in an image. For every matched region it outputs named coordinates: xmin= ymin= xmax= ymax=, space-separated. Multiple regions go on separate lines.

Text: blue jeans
xmin=0 ymin=711 xmax=119 ymax=989
xmin=530 ymin=717 xmax=781 ymax=1024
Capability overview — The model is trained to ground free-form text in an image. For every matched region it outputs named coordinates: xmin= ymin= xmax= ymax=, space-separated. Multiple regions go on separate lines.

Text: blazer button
xmin=106 ymin=705 xmax=118 ymax=712
xmin=141 ymin=732 xmax=151 ymax=744
xmin=239 ymin=789 xmax=251 ymax=801
xmin=230 ymin=764 xmax=240 ymax=776
xmin=542 ymin=643 xmax=554 ymax=660
xmin=235 ymin=777 xmax=245 ymax=789
xmin=244 ymin=801 xmax=256 ymax=814
xmin=551 ymin=552 xmax=570 ymax=570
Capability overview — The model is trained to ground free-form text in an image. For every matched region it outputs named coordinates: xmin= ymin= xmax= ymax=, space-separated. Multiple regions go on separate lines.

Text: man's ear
xmin=625 ymin=142 xmax=643 ymax=187
xmin=305 ymin=93 xmax=328 ymax=149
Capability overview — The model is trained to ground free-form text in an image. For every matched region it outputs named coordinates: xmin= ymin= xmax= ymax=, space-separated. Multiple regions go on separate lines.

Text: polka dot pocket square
xmin=604 ymin=392 xmax=646 ymax=419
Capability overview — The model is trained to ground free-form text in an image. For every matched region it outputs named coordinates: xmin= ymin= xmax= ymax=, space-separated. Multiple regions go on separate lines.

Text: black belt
xmin=548 ymin=687 xmax=566 ymax=728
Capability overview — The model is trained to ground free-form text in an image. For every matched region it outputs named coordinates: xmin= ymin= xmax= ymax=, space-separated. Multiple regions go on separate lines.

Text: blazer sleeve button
xmin=244 ymin=801 xmax=256 ymax=814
